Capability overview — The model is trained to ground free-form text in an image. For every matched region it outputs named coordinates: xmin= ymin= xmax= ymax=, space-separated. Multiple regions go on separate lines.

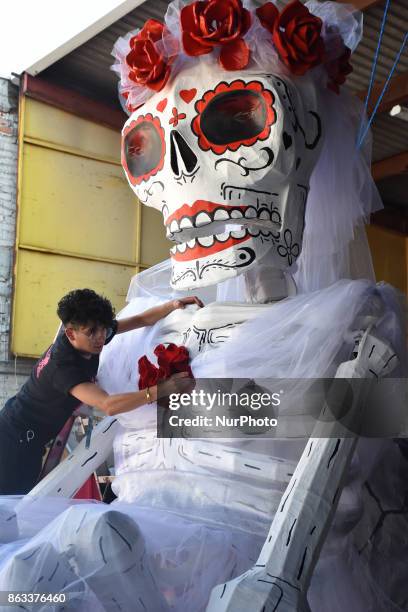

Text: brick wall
xmin=0 ymin=78 xmax=30 ymax=405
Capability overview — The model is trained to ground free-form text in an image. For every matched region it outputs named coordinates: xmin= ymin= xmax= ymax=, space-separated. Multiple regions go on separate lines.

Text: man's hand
xmin=157 ymin=372 xmax=195 ymax=399
xmin=172 ymin=296 xmax=204 ymax=310
xmin=117 ymin=296 xmax=204 ymax=333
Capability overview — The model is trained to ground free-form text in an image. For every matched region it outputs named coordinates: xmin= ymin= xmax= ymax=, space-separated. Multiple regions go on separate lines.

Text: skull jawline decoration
xmin=114 ymin=0 xmax=356 ymax=290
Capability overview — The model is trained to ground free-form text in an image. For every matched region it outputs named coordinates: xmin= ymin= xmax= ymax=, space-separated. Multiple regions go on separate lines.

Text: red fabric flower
xmin=126 ymin=19 xmax=172 ymax=92
xmin=154 ymin=343 xmax=193 ymax=378
xmin=138 ymin=354 xmax=161 ymax=388
xmin=256 ymin=0 xmax=325 ymax=76
xmin=138 ymin=344 xmax=192 ymax=390
xmin=326 ymin=47 xmax=353 ymax=94
xmin=180 ymin=0 xmax=252 ymax=70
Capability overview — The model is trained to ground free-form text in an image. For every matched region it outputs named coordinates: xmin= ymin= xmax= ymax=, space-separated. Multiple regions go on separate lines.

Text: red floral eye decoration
xmin=192 ymin=80 xmax=276 ymax=155
xmin=122 ymin=114 xmax=166 ymax=186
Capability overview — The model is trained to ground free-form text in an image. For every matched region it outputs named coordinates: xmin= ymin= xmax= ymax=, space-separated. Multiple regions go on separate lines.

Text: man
xmin=0 ymin=288 xmax=201 ymax=495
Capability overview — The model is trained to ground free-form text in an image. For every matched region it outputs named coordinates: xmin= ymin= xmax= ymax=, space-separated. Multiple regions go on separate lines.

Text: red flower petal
xmin=256 ymin=2 xmax=279 ymax=33
xmin=145 ymin=39 xmax=161 ymax=64
xmin=147 ymin=65 xmax=172 ymax=92
xmin=180 ymin=3 xmax=193 ymax=29
xmin=273 ymin=31 xmax=290 ymax=61
xmin=205 ymin=1 xmax=230 ymax=23
xmin=142 ymin=19 xmax=166 ymax=43
xmin=126 ymin=49 xmax=144 ymax=71
xmin=285 ymin=19 xmax=298 ymax=39
xmin=138 ymin=355 xmax=160 ymax=389
xmin=286 ymin=44 xmax=301 ymax=63
xmin=279 ymin=0 xmax=310 ymax=27
xmin=219 ymin=38 xmax=250 ymax=70
xmin=182 ymin=30 xmax=213 ymax=55
xmin=292 ymin=32 xmax=310 ymax=55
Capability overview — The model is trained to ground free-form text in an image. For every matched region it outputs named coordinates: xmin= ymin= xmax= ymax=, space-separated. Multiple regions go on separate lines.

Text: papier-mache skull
xmin=114 ymin=0 xmax=353 ymax=290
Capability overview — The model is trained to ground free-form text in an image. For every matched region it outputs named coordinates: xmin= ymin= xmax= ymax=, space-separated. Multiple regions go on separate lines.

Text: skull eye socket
xmin=201 ymin=91 xmax=267 ymax=145
xmin=192 ymin=80 xmax=276 ymax=155
xmin=122 ymin=114 xmax=165 ymax=185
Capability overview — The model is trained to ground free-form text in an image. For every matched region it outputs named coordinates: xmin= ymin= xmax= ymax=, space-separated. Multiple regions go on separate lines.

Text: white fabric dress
xmin=0 ymin=265 xmax=406 ymax=612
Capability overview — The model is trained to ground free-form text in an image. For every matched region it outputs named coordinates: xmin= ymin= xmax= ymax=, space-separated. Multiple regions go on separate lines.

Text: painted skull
xmin=121 ymin=62 xmax=323 ymax=290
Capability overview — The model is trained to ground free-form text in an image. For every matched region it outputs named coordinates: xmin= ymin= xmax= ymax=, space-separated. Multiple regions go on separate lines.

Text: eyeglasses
xmin=67 ymin=325 xmax=112 ymax=341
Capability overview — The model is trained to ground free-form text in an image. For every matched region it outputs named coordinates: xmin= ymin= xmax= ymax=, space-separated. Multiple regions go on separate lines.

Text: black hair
xmin=57 ymin=289 xmax=115 ymax=328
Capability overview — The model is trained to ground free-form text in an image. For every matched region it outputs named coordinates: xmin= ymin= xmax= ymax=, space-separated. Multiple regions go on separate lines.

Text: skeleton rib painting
xmin=0 ymin=1 xmax=406 ymax=611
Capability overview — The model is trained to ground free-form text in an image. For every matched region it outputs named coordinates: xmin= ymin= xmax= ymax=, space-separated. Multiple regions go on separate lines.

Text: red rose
xmin=126 ymin=19 xmax=171 ymax=92
xmin=138 ymin=344 xmax=192 ymax=390
xmin=181 ymin=0 xmax=252 ymax=70
xmin=256 ymin=0 xmax=325 ymax=76
xmin=326 ymin=47 xmax=353 ymax=94
xmin=154 ymin=343 xmax=193 ymax=378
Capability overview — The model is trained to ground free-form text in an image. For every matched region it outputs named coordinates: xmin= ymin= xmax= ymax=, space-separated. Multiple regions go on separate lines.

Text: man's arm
xmin=70 ymin=372 xmax=193 ymax=417
xmin=116 ymin=296 xmax=203 ymax=334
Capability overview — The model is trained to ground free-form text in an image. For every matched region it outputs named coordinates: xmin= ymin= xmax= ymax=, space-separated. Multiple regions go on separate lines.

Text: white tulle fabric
xmin=293 ymin=86 xmax=382 ymax=292
xmin=0 ymin=279 xmax=405 ymax=611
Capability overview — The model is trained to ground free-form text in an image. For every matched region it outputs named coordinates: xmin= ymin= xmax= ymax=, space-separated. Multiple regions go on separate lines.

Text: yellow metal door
xmin=12 ymin=97 xmax=169 ymax=357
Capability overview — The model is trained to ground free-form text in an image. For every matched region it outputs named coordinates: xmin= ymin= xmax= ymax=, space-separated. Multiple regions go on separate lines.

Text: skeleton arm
xmin=24 ymin=416 xmax=119 ymax=499
xmin=206 ymin=328 xmax=398 ymax=612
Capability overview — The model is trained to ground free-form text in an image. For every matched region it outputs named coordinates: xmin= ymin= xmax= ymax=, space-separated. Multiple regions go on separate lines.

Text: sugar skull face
xmin=121 ymin=63 xmax=323 ymax=290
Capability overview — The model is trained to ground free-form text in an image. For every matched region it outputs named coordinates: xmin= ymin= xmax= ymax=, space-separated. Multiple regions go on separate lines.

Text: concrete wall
xmin=0 ymin=78 xmax=32 ymax=405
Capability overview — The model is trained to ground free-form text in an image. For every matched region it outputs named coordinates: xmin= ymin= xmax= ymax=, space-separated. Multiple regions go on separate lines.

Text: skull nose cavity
xmin=170 ymin=130 xmax=198 ymax=177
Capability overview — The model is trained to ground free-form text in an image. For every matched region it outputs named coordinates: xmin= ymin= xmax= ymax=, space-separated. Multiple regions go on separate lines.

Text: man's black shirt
xmin=2 ymin=322 xmax=117 ymax=443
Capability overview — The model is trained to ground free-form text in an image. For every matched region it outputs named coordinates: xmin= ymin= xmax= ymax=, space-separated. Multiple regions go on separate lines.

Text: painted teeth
xmin=170 ymin=226 xmax=269 ymax=256
xmin=170 ymin=220 xmax=179 ymax=234
xmin=214 ymin=208 xmax=229 ymax=221
xmin=249 ymin=227 xmax=260 ymax=237
xmin=245 ymin=207 xmax=257 ymax=218
xmin=180 ymin=217 xmax=193 ymax=229
xmin=217 ymin=232 xmax=230 ymax=242
xmin=195 ymin=212 xmax=212 ymax=226
xmin=197 ymin=235 xmax=215 ymax=247
xmin=168 ymin=205 xmax=279 ymax=232
xmin=231 ymin=228 xmax=246 ymax=239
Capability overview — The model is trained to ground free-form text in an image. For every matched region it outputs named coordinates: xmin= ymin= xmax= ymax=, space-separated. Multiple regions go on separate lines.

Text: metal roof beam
xmin=357 ymin=70 xmax=408 ymax=114
xmin=22 ymin=74 xmax=126 ymax=131
xmin=372 ymin=151 xmax=408 ymax=181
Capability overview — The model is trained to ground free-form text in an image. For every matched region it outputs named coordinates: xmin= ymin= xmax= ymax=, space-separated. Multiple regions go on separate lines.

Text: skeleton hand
xmin=337 ymin=327 xmax=398 ymax=379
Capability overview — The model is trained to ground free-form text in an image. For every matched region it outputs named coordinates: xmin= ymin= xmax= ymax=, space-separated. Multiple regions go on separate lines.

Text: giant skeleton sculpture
xmin=0 ymin=1 xmax=406 ymax=611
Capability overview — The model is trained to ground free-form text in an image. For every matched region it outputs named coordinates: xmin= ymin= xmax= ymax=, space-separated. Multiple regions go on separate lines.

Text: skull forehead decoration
xmin=122 ymin=65 xmax=322 ymax=289
xmin=114 ymin=0 xmax=357 ymax=290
